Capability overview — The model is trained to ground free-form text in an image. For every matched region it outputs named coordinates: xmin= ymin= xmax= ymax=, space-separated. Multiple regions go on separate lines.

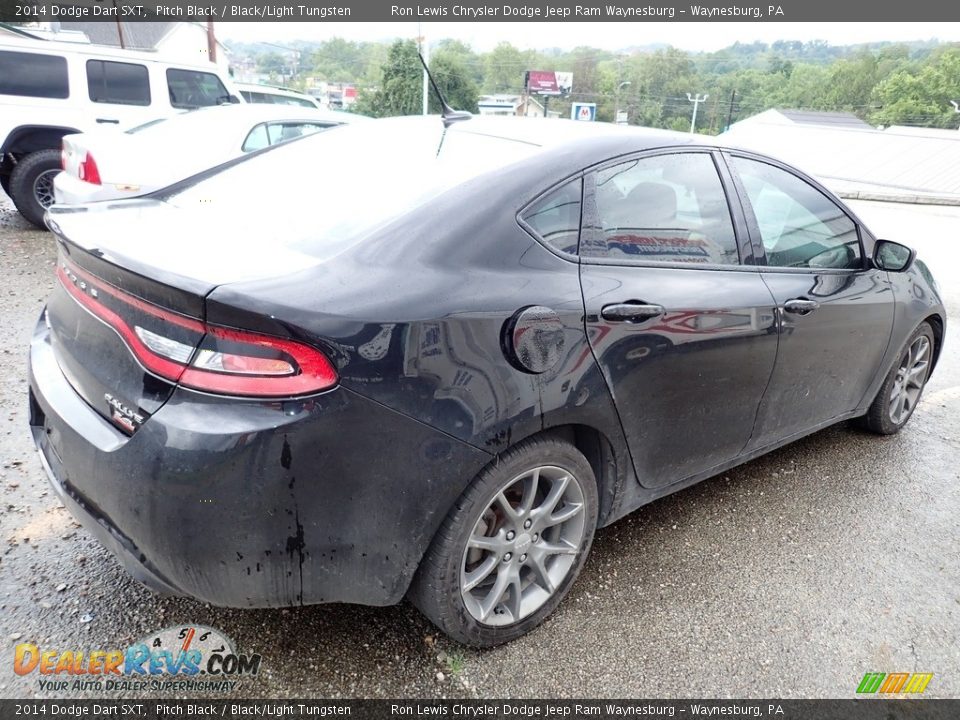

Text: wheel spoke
xmin=478 ymin=565 xmax=512 ymax=622
xmin=537 ymin=474 xmax=570 ymax=522
xmin=494 ymin=491 xmax=521 ymax=523
xmin=528 ymin=552 xmax=556 ymax=594
xmin=548 ymin=501 xmax=584 ymax=525
xmin=467 ymin=531 xmax=508 ymax=554
xmin=519 ymin=468 xmax=540 ymax=516
xmin=462 ymin=554 xmax=499 ymax=592
xmin=507 ymin=570 xmax=523 ymax=622
xmin=539 ymin=539 xmax=578 ymax=556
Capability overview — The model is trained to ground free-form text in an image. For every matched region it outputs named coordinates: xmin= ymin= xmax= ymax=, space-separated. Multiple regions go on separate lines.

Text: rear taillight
xmin=78 ymin=153 xmax=101 ymax=185
xmin=60 ymin=145 xmax=67 ymax=171
xmin=57 ymin=260 xmax=337 ymax=397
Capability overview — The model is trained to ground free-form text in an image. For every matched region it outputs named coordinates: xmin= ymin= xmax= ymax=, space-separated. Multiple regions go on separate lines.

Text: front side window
xmin=87 ymin=60 xmax=150 ymax=106
xmin=166 ymin=69 xmax=229 ymax=109
xmin=0 ymin=51 xmax=68 ymax=99
xmin=731 ymin=156 xmax=862 ymax=270
xmin=520 ymin=179 xmax=582 ymax=255
xmin=587 ymin=153 xmax=739 ymax=265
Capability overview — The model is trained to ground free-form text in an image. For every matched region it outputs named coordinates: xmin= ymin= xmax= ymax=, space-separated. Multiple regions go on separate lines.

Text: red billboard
xmin=525 ymin=71 xmax=573 ymax=96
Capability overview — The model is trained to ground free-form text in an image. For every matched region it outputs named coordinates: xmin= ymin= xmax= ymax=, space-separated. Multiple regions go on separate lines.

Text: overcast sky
xmin=219 ymin=22 xmax=960 ymax=51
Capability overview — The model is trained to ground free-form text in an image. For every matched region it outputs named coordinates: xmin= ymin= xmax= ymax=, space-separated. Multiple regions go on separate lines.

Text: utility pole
xmin=725 ymin=89 xmax=737 ymax=131
xmin=615 ymin=81 xmax=631 ymax=125
xmin=687 ymin=92 xmax=708 ymax=134
xmin=206 ymin=18 xmax=217 ymax=64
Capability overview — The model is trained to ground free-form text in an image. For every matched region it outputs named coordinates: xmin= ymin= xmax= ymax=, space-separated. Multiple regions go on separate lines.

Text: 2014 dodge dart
xmin=30 ymin=116 xmax=945 ymax=646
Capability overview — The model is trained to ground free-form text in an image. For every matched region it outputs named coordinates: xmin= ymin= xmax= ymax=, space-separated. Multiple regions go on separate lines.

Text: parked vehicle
xmin=0 ymin=33 xmax=240 ymax=227
xmin=55 ymin=104 xmax=365 ymax=206
xmin=30 ymin=116 xmax=945 ymax=647
xmin=236 ymin=82 xmax=323 ymax=108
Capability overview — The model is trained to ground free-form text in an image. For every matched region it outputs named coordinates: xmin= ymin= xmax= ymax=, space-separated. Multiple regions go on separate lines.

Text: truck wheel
xmin=9 ymin=149 xmax=61 ymax=229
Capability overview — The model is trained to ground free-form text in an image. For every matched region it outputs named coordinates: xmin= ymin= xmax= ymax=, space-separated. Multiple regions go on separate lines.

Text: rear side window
xmin=87 ymin=60 xmax=150 ymax=106
xmin=587 ymin=153 xmax=739 ymax=265
xmin=521 ymin=179 xmax=582 ymax=255
xmin=0 ymin=51 xmax=68 ymax=99
xmin=166 ymin=69 xmax=229 ymax=109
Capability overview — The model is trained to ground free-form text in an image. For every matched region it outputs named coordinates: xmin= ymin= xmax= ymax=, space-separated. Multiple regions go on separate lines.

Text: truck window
xmin=87 ymin=60 xmax=151 ymax=106
xmin=0 ymin=51 xmax=69 ymax=99
xmin=166 ymin=69 xmax=230 ymax=109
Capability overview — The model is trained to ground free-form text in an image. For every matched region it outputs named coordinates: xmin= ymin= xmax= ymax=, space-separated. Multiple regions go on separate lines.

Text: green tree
xmin=354 ymin=40 xmax=422 ymax=118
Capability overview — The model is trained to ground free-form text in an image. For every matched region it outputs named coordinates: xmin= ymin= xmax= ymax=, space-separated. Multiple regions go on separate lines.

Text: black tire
xmin=859 ymin=322 xmax=935 ymax=435
xmin=8 ymin=149 xmax=61 ymax=229
xmin=409 ymin=436 xmax=598 ymax=647
xmin=0 ymin=173 xmax=10 ymax=197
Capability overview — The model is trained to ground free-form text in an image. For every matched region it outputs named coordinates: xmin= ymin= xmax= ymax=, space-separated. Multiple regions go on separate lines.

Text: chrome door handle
xmin=600 ymin=303 xmax=665 ymax=322
xmin=783 ymin=298 xmax=820 ymax=315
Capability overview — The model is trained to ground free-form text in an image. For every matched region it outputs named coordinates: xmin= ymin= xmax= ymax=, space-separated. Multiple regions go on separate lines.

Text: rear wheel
xmin=860 ymin=322 xmax=935 ymax=435
xmin=9 ymin=149 xmax=61 ymax=229
xmin=410 ymin=437 xmax=598 ymax=647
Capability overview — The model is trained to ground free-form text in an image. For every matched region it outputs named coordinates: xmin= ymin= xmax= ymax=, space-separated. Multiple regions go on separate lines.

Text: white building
xmin=477 ymin=94 xmax=545 ymax=118
xmin=721 ymin=108 xmax=960 ymax=203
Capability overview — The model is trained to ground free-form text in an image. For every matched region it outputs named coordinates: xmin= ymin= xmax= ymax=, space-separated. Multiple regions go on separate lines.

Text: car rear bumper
xmin=28 ymin=312 xmax=490 ymax=607
xmin=53 ymin=171 xmax=127 ymax=205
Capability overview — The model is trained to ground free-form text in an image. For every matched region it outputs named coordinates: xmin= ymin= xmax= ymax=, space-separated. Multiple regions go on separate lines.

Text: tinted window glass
xmin=521 ymin=180 xmax=582 ymax=255
xmin=731 ymin=157 xmax=861 ymax=270
xmin=589 ymin=153 xmax=739 ymax=265
xmin=87 ymin=60 xmax=150 ymax=106
xmin=0 ymin=51 xmax=68 ymax=99
xmin=166 ymin=69 xmax=229 ymax=109
xmin=265 ymin=122 xmax=332 ymax=146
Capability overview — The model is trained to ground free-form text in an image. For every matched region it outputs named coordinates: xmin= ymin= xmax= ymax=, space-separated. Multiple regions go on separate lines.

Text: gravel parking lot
xmin=0 ymin=196 xmax=957 ymax=699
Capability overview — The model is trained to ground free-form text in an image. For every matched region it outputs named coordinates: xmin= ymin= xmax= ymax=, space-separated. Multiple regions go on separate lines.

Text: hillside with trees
xmin=231 ymin=37 xmax=960 ymax=131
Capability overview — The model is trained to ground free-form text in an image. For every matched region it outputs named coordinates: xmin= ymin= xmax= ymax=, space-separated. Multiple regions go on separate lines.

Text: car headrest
xmin=625 ymin=182 xmax=678 ymax=226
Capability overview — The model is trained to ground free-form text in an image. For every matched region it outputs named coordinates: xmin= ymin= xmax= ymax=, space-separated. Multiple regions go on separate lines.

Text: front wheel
xmin=410 ymin=437 xmax=598 ymax=647
xmin=860 ymin=322 xmax=935 ymax=435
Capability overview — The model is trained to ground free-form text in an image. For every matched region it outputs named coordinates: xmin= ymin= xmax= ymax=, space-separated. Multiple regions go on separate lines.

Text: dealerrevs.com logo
xmin=13 ymin=625 xmax=262 ymax=693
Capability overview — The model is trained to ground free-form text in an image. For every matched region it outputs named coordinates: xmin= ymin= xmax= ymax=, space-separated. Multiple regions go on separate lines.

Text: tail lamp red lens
xmin=77 ymin=153 xmax=101 ymax=185
xmin=56 ymin=260 xmax=337 ymax=397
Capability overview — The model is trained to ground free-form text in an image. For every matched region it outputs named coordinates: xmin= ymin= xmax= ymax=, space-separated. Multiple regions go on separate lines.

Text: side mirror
xmin=873 ymin=240 xmax=916 ymax=272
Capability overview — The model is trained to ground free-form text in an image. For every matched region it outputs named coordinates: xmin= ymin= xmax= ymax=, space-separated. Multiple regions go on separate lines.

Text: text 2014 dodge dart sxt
xmin=30 ymin=116 xmax=945 ymax=646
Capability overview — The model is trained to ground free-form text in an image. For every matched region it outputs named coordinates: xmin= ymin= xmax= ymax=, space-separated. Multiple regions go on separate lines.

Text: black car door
xmin=579 ymin=150 xmax=779 ymax=489
xmin=724 ymin=153 xmax=894 ymax=451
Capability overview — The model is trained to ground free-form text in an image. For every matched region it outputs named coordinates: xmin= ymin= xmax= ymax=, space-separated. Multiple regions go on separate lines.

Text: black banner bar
xmin=0 ymin=700 xmax=959 ymax=720
xmin=2 ymin=0 xmax=960 ymax=22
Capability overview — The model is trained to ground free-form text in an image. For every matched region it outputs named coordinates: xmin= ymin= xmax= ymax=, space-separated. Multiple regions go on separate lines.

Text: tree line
xmin=238 ymin=37 xmax=960 ymax=131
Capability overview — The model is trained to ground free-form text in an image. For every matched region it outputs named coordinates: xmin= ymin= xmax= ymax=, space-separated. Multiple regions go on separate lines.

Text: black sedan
xmin=30 ymin=116 xmax=946 ymax=647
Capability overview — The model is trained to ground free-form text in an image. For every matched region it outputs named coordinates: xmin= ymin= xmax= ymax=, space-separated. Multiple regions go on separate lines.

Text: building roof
xmin=56 ymin=21 xmax=177 ymax=50
xmin=776 ymin=109 xmax=874 ymax=130
xmin=721 ymin=114 xmax=960 ymax=199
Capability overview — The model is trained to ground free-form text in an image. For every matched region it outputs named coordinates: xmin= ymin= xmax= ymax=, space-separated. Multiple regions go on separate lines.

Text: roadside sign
xmin=571 ymin=103 xmax=596 ymax=121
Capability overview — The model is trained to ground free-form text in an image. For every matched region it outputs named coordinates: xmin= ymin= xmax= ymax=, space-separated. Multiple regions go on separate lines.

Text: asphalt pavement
xmin=0 ymin=196 xmax=957 ymax=699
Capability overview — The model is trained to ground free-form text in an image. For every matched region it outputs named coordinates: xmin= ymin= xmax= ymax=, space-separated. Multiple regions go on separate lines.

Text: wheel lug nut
xmin=503 ymin=552 xmax=512 ymax=562
xmin=520 ymin=554 xmax=527 ymax=562
xmin=523 ymin=519 xmax=532 ymax=529
xmin=506 ymin=531 xmax=515 ymax=541
xmin=532 ymin=533 xmax=539 ymax=542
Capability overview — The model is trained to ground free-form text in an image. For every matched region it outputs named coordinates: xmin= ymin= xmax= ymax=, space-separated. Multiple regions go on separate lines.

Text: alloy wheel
xmin=889 ymin=335 xmax=930 ymax=425
xmin=460 ymin=465 xmax=586 ymax=627
xmin=33 ymin=169 xmax=58 ymax=209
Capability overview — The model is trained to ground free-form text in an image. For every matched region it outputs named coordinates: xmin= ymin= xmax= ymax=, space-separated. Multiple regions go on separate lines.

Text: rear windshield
xmin=163 ymin=119 xmax=540 ymax=257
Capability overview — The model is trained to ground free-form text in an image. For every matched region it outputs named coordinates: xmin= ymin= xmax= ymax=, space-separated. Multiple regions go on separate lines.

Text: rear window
xmin=164 ymin=119 xmax=540 ymax=259
xmin=87 ymin=60 xmax=151 ymax=106
xmin=0 ymin=51 xmax=68 ymax=99
xmin=166 ymin=69 xmax=230 ymax=109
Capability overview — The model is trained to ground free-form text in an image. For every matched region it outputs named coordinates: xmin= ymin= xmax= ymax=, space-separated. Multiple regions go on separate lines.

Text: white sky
xmin=219 ymin=22 xmax=960 ymax=52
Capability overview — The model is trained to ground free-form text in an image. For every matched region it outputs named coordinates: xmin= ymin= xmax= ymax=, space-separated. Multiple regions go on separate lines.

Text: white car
xmin=54 ymin=104 xmax=366 ymax=205
xmin=0 ymin=32 xmax=241 ymax=227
